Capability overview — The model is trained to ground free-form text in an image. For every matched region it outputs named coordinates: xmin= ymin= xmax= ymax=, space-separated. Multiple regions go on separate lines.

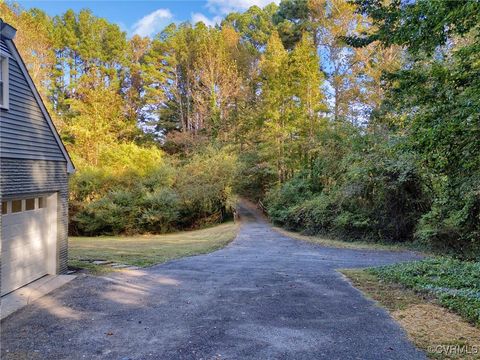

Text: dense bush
xmin=174 ymin=147 xmax=239 ymax=228
xmin=234 ymin=151 xmax=277 ymax=201
xmin=416 ymin=184 xmax=480 ymax=259
xmin=333 ymin=150 xmax=429 ymax=242
xmin=70 ymin=145 xmax=238 ymax=236
xmin=73 ymin=189 xmax=141 ymax=235
xmin=264 ymin=131 xmax=478 ymax=258
xmin=138 ymin=188 xmax=181 ymax=233
xmin=282 ymin=193 xmax=336 ymax=234
xmin=265 ymin=176 xmax=313 ymax=225
xmin=266 ymin=139 xmax=431 ymax=243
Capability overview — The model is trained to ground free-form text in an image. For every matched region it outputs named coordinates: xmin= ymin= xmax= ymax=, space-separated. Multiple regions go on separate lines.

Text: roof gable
xmin=0 ymin=21 xmax=74 ymax=173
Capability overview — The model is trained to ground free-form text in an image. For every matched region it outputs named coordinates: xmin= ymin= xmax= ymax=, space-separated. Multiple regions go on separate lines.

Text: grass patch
xmin=341 ymin=269 xmax=480 ymax=360
xmin=274 ymin=226 xmax=426 ymax=253
xmin=69 ymin=222 xmax=238 ymax=274
xmin=369 ymin=258 xmax=480 ymax=327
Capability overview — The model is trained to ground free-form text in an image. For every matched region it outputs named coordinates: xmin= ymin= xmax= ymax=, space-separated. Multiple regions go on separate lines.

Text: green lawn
xmin=69 ymin=222 xmax=238 ymax=273
xmin=368 ymin=257 xmax=480 ymax=327
xmin=342 ymin=268 xmax=480 ymax=360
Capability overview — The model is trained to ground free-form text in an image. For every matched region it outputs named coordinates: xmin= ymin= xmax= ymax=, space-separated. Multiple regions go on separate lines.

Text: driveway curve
xmin=1 ymin=204 xmax=426 ymax=360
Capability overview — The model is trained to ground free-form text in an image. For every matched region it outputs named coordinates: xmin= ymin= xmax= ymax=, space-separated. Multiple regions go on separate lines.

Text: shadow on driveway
xmin=1 ymin=204 xmax=426 ymax=360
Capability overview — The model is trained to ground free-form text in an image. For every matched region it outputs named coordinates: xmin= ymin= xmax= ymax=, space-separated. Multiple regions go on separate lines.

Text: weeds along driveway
xmin=1 ymin=205 xmax=426 ymax=360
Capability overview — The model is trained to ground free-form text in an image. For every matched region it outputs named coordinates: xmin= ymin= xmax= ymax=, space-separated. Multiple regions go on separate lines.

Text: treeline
xmin=2 ymin=1 xmax=478 ymax=258
xmin=263 ymin=0 xmax=479 ymax=259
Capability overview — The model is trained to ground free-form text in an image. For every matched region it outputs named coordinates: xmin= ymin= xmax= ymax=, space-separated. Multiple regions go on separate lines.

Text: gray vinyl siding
xmin=0 ymin=158 xmax=69 ymax=275
xmin=0 ymin=39 xmax=65 ymax=162
xmin=0 ymin=37 xmax=70 ymax=292
xmin=0 ymin=39 xmax=8 ymax=54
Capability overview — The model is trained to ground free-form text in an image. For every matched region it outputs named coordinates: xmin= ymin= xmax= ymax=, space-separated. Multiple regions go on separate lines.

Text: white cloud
xmin=132 ymin=9 xmax=173 ymax=37
xmin=206 ymin=0 xmax=280 ymax=15
xmin=191 ymin=13 xmax=223 ymax=27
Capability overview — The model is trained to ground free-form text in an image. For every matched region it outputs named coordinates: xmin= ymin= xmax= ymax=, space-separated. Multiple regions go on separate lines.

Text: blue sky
xmin=17 ymin=0 xmax=278 ymax=37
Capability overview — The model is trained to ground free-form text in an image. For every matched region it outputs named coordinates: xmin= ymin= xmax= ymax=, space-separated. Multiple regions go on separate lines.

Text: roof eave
xmin=0 ymin=20 xmax=17 ymax=40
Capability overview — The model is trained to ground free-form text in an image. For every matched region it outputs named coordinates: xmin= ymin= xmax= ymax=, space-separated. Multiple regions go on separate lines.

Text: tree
xmin=123 ymin=35 xmax=151 ymax=126
xmin=51 ymin=10 xmax=128 ymax=114
xmin=223 ymin=4 xmax=278 ymax=52
xmin=289 ymin=33 xmax=327 ymax=171
xmin=274 ymin=0 xmax=400 ymax=123
xmin=352 ymin=0 xmax=480 ymax=255
xmin=66 ymin=74 xmax=137 ymax=166
xmin=143 ymin=23 xmax=246 ymax=142
xmin=0 ymin=4 xmax=56 ymax=108
xmin=191 ymin=25 xmax=243 ymax=138
xmin=274 ymin=0 xmax=318 ymax=49
xmin=259 ymin=31 xmax=291 ymax=182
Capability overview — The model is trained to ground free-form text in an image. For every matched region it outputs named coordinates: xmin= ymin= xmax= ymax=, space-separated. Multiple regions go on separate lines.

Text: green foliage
xmin=351 ymin=0 xmax=480 ymax=258
xmin=369 ymin=258 xmax=480 ymax=326
xmin=265 ymin=176 xmax=313 ymax=225
xmin=98 ymin=143 xmax=166 ymax=177
xmin=5 ymin=1 xmax=479 ymax=257
xmin=138 ymin=188 xmax=180 ymax=233
xmin=175 ymin=146 xmax=239 ymax=227
xmin=70 ymin=146 xmax=238 ymax=235
xmin=273 ymin=0 xmax=313 ymax=50
xmin=258 ymin=30 xmax=327 ymax=182
xmin=416 ymin=186 xmax=480 ymax=260
xmin=234 ymin=151 xmax=277 ymax=201
xmin=223 ymin=4 xmax=278 ymax=51
xmin=266 ymin=137 xmax=430 ymax=243
xmin=74 ymin=189 xmax=141 ymax=236
xmin=333 ymin=148 xmax=429 ymax=241
xmin=283 ymin=193 xmax=336 ymax=234
xmin=350 ymin=0 xmax=480 ymax=54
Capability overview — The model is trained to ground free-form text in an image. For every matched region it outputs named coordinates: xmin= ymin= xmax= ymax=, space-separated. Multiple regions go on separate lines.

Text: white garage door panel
xmin=2 ymin=245 xmax=48 ymax=264
xmin=1 ymin=229 xmax=49 ymax=246
xmin=3 ymin=229 xmax=47 ymax=244
xmin=1 ymin=263 xmax=48 ymax=292
xmin=1 ymin=194 xmax=57 ymax=296
xmin=2 ymin=229 xmax=49 ymax=249
xmin=4 ymin=222 xmax=46 ymax=239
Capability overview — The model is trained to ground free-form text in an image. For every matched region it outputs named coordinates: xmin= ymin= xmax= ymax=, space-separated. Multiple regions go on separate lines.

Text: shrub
xmin=283 ymin=193 xmax=337 ymax=233
xmin=331 ymin=150 xmax=429 ymax=242
xmin=138 ymin=188 xmax=180 ymax=233
xmin=175 ymin=146 xmax=238 ymax=227
xmin=99 ymin=143 xmax=165 ymax=177
xmin=70 ymin=145 xmax=239 ymax=235
xmin=73 ymin=189 xmax=141 ymax=235
xmin=265 ymin=144 xmax=430 ymax=244
xmin=416 ymin=183 xmax=480 ymax=260
xmin=265 ymin=176 xmax=313 ymax=225
xmin=70 ymin=167 xmax=115 ymax=203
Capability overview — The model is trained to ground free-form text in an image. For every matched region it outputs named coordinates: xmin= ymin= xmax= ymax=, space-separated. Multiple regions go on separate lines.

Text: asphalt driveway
xmin=1 ymin=204 xmax=426 ymax=360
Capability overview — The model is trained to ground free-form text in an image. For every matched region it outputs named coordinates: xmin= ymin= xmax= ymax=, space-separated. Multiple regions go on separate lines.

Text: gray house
xmin=0 ymin=20 xmax=74 ymax=296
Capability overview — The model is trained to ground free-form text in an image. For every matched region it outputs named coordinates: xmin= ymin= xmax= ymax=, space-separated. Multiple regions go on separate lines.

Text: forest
xmin=2 ymin=0 xmax=479 ymax=259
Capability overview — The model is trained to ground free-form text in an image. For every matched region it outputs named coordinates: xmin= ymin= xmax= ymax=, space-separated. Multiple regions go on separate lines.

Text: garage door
xmin=1 ymin=195 xmax=55 ymax=296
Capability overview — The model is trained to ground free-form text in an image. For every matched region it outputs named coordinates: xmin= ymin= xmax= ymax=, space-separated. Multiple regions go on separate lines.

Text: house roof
xmin=0 ymin=19 xmax=75 ymax=173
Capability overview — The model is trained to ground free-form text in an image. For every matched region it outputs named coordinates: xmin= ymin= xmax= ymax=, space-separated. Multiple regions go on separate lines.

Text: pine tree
xmin=289 ymin=32 xmax=327 ymax=172
xmin=259 ymin=31 xmax=291 ymax=182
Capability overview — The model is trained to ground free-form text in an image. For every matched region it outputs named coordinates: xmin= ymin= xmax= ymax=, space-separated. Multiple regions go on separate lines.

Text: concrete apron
xmin=1 ymin=274 xmax=76 ymax=320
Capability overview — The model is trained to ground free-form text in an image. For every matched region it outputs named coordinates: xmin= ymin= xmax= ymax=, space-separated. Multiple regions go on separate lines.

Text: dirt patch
xmin=393 ymin=304 xmax=480 ymax=359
